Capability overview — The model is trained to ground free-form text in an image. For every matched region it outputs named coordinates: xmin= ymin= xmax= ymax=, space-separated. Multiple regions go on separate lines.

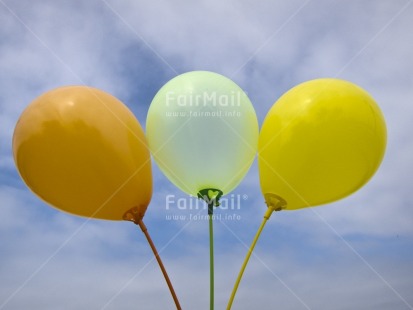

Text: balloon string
xmin=209 ymin=212 xmax=215 ymax=310
xmin=136 ymin=219 xmax=182 ymax=310
xmin=226 ymin=208 xmax=274 ymax=310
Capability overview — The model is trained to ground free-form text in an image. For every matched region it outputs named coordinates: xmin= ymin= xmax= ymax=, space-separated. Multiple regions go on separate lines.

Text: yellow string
xmin=226 ymin=207 xmax=275 ymax=310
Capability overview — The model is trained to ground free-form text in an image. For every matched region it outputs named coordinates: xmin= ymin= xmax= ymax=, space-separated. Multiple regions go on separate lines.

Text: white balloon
xmin=146 ymin=71 xmax=258 ymax=196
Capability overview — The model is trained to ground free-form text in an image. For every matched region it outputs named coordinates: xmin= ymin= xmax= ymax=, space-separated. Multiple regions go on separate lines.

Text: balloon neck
xmin=263 ymin=193 xmax=287 ymax=219
xmin=197 ymin=188 xmax=223 ymax=215
xmin=123 ymin=206 xmax=145 ymax=223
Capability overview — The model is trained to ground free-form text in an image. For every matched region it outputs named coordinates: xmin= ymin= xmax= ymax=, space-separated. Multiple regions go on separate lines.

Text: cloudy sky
xmin=1 ymin=0 xmax=413 ymax=309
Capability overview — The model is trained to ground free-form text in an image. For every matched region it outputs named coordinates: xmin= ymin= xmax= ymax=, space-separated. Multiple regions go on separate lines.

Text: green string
xmin=209 ymin=211 xmax=214 ymax=310
xmin=197 ymin=188 xmax=222 ymax=310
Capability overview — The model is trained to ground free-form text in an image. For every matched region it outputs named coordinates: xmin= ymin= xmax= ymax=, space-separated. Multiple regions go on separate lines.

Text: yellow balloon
xmin=13 ymin=86 xmax=152 ymax=221
xmin=146 ymin=71 xmax=258 ymax=197
xmin=258 ymin=78 xmax=387 ymax=210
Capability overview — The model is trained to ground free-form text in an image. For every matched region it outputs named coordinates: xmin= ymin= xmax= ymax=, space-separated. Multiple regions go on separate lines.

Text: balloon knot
xmin=123 ymin=206 xmax=144 ymax=223
xmin=264 ymin=193 xmax=287 ymax=218
xmin=197 ymin=188 xmax=223 ymax=215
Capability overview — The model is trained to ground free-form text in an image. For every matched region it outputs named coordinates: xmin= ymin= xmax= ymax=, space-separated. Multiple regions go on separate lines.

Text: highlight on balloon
xmin=12 ymin=76 xmax=386 ymax=310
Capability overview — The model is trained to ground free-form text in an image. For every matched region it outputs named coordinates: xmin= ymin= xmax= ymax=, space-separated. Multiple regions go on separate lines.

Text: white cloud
xmin=1 ymin=0 xmax=413 ymax=309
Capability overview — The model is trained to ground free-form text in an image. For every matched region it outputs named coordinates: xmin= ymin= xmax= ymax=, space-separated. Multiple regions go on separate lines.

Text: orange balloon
xmin=13 ymin=86 xmax=152 ymax=221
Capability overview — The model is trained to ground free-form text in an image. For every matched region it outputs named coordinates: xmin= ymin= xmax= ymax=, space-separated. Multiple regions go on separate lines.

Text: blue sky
xmin=1 ymin=0 xmax=413 ymax=309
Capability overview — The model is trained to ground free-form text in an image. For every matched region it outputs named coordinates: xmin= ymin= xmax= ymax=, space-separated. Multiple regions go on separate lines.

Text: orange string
xmin=136 ymin=219 xmax=182 ymax=310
